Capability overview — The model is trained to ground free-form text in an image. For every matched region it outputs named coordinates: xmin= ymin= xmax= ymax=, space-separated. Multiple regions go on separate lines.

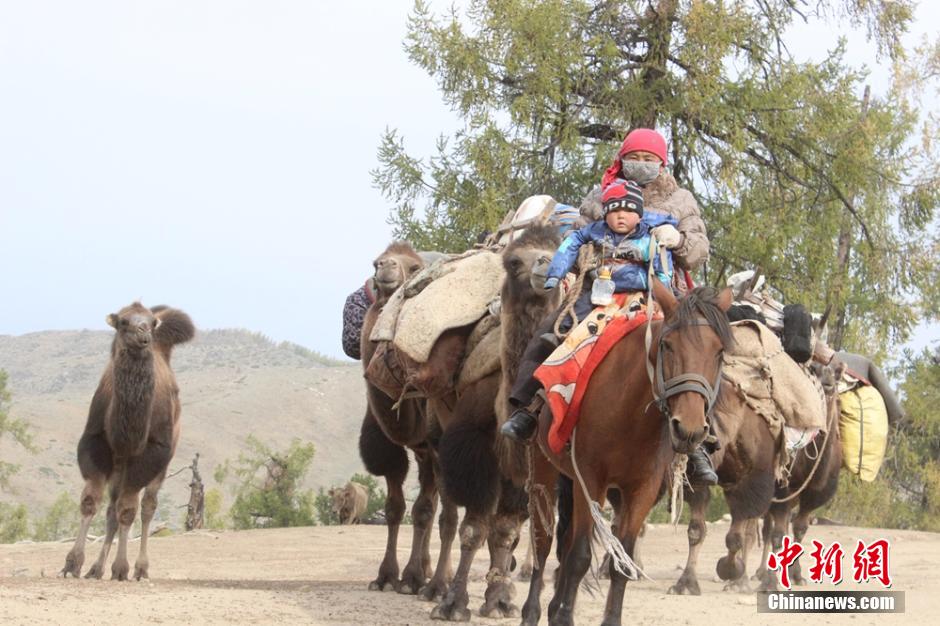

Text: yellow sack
xmin=839 ymin=385 xmax=889 ymax=482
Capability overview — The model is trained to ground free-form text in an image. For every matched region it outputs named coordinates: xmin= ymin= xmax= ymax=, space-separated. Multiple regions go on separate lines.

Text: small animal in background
xmin=330 ymin=481 xmax=369 ymax=525
xmin=62 ymin=302 xmax=194 ymax=581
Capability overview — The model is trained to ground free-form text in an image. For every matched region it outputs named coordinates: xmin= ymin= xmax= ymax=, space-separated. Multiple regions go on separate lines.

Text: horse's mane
xmin=671 ymin=286 xmax=734 ymax=350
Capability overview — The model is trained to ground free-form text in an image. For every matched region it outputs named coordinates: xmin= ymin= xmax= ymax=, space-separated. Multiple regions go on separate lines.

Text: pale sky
xmin=0 ymin=1 xmax=936 ymax=360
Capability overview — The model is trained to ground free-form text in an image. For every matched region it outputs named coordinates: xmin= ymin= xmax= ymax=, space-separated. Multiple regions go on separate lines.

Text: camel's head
xmin=107 ymin=302 xmax=160 ymax=353
xmin=502 ymin=224 xmax=561 ymax=295
xmin=372 ymin=241 xmax=423 ymax=299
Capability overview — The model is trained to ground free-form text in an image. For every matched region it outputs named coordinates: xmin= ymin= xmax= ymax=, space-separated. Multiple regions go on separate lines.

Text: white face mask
xmin=620 ymin=159 xmax=660 ymax=185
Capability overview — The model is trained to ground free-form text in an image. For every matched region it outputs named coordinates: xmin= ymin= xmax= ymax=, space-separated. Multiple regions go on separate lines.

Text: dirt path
xmin=0 ymin=522 xmax=935 ymax=625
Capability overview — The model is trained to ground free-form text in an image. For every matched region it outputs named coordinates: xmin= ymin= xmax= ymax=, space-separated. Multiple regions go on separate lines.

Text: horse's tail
xmin=151 ymin=306 xmax=195 ymax=361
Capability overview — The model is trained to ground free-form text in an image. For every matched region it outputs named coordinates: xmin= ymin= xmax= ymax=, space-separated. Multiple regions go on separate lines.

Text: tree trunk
xmin=185 ymin=453 xmax=205 ymax=531
xmin=828 ymin=85 xmax=871 ymax=350
xmin=635 ymin=0 xmax=678 ymax=129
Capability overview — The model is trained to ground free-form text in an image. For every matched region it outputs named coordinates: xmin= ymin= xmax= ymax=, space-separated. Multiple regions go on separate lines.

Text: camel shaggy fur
xmin=432 ymin=224 xmax=562 ymax=621
xmin=62 ymin=302 xmax=194 ymax=581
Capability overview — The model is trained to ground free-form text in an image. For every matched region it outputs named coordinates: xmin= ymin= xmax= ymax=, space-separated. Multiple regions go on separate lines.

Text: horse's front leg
xmin=668 ymin=485 xmax=710 ymax=596
xmin=548 ymin=479 xmax=594 ymax=626
xmin=600 ymin=479 xmax=660 ymax=626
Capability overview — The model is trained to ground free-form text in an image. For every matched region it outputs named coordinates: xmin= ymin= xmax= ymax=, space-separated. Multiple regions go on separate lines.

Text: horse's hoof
xmin=716 ymin=555 xmax=744 ymax=581
xmin=84 ymin=564 xmax=104 ymax=580
xmin=133 ymin=564 xmax=149 ymax=581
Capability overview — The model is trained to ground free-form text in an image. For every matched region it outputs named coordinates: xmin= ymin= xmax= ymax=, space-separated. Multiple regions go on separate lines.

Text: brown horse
xmin=528 ymin=282 xmax=732 ymax=626
xmin=667 ymin=384 xmax=779 ymax=595
xmin=754 ymin=360 xmax=845 ymax=590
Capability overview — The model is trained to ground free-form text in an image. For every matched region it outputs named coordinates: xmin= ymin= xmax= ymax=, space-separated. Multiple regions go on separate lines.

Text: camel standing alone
xmin=62 ymin=302 xmax=194 ymax=581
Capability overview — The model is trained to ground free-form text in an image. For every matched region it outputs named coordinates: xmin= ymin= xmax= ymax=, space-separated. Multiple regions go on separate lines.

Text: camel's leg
xmin=84 ymin=486 xmax=118 ymax=579
xmin=756 ymin=502 xmax=791 ymax=592
xmin=668 ymin=486 xmax=710 ymax=596
xmin=62 ymin=475 xmax=106 ymax=578
xmin=788 ymin=506 xmax=812 ymax=587
xmin=547 ymin=477 xmax=593 ymax=626
xmin=399 ymin=449 xmax=437 ymax=595
xmin=599 ymin=478 xmax=660 ymax=626
xmin=134 ymin=475 xmax=164 ymax=580
xmin=420 ymin=460 xmax=458 ymax=602
xmin=430 ymin=506 xmax=489 ymax=622
xmin=753 ymin=512 xmax=773 ymax=582
xmin=521 ymin=453 xmax=558 ymax=626
xmin=371 ymin=473 xmax=406 ymax=591
xmin=110 ymin=488 xmax=140 ymax=581
xmin=480 ymin=480 xmax=527 ymax=619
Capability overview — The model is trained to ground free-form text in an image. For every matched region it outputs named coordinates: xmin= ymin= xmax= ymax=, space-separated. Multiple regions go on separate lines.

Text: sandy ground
xmin=0 ymin=521 xmax=936 ymax=625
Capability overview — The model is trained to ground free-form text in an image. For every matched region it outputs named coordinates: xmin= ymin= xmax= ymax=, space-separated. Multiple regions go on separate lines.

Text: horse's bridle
xmin=650 ymin=319 xmax=723 ymax=420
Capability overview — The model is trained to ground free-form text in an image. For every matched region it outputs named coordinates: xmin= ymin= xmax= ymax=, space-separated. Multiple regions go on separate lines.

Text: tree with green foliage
xmin=314 ymin=487 xmax=339 ymax=525
xmin=0 ymin=502 xmax=28 ymax=543
xmin=375 ymin=0 xmax=938 ymax=355
xmin=220 ymin=436 xmax=316 ymax=530
xmin=203 ymin=488 xmax=227 ymax=531
xmin=0 ymin=370 xmax=35 ymax=490
xmin=32 ymin=492 xmax=81 ymax=542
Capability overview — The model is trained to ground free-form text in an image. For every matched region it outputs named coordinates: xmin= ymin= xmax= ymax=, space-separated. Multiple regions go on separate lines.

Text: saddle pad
xmin=393 ymin=251 xmax=505 ymax=363
xmin=535 ymin=292 xmax=655 ymax=455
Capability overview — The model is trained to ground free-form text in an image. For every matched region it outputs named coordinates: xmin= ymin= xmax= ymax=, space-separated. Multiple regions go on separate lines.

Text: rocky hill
xmin=0 ymin=328 xmax=371 ymax=520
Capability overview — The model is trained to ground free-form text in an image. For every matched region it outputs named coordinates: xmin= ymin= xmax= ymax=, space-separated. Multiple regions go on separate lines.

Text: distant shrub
xmin=222 ymin=436 xmax=316 ymax=530
xmin=0 ymin=502 xmax=29 ymax=543
xmin=32 ymin=492 xmax=80 ymax=542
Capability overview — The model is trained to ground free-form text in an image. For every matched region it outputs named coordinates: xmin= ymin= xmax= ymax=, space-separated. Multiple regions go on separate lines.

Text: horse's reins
xmin=642 ymin=237 xmax=722 ymax=425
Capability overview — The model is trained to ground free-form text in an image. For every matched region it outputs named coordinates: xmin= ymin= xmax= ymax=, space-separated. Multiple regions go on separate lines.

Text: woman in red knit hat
xmin=590 ymin=128 xmax=709 ymax=297
xmin=583 ymin=128 xmax=717 ymax=484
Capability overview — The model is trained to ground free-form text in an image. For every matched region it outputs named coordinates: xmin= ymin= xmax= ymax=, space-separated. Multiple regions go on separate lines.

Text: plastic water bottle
xmin=591 ymin=266 xmax=615 ymax=306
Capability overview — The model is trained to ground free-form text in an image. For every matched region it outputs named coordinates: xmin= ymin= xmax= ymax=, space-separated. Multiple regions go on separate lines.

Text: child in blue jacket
xmin=500 ymin=181 xmax=675 ymax=435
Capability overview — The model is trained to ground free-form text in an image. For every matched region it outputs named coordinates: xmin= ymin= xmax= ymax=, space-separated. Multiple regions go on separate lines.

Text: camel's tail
xmin=151 ymin=306 xmax=195 ymax=360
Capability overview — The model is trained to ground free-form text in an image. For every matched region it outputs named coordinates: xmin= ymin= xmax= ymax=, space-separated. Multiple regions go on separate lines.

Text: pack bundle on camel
xmin=357 ymin=242 xmax=459 ymax=598
xmin=62 ymin=302 xmax=194 ymax=581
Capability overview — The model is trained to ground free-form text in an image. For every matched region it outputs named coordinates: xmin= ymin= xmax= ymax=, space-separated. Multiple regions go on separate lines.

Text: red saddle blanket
xmin=535 ymin=294 xmax=660 ymax=454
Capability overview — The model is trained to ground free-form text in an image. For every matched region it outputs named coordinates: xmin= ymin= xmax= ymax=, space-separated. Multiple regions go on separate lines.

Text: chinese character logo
xmin=767 ymin=536 xmax=804 ymax=589
xmin=852 ymin=539 xmax=892 ymax=588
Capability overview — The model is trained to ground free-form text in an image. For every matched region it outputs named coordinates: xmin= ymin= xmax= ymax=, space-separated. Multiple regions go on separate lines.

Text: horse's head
xmin=652 ymin=281 xmax=733 ymax=454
